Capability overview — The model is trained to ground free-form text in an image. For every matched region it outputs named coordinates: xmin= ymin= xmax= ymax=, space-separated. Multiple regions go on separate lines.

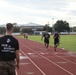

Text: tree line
xmin=0 ymin=20 xmax=76 ymax=34
xmin=0 ymin=26 xmax=20 ymax=34
xmin=44 ymin=20 xmax=76 ymax=32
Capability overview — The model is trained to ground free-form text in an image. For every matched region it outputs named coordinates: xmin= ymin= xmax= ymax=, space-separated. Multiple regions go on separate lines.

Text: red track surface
xmin=17 ymin=37 xmax=76 ymax=75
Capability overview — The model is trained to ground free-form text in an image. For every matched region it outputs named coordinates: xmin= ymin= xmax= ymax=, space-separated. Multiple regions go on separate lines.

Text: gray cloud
xmin=0 ymin=0 xmax=76 ymax=27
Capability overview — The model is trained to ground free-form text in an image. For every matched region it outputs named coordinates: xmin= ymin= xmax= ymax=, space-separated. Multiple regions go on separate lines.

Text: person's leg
xmin=8 ymin=61 xmax=16 ymax=75
xmin=27 ymin=36 xmax=28 ymax=40
xmin=24 ymin=36 xmax=25 ymax=38
xmin=46 ymin=40 xmax=49 ymax=49
xmin=46 ymin=44 xmax=49 ymax=48
xmin=26 ymin=36 xmax=27 ymax=39
xmin=45 ymin=43 xmax=46 ymax=47
xmin=0 ymin=61 xmax=8 ymax=75
xmin=54 ymin=44 xmax=57 ymax=52
xmin=45 ymin=43 xmax=47 ymax=50
xmin=54 ymin=39 xmax=59 ymax=52
xmin=56 ymin=42 xmax=60 ymax=47
xmin=44 ymin=40 xmax=47 ymax=50
xmin=8 ymin=68 xmax=16 ymax=75
xmin=54 ymin=40 xmax=56 ymax=51
xmin=54 ymin=42 xmax=60 ymax=52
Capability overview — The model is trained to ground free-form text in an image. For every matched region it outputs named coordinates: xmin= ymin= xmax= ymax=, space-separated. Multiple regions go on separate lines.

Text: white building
xmin=20 ymin=22 xmax=44 ymax=34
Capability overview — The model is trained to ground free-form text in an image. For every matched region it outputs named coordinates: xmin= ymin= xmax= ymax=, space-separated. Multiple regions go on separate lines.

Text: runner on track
xmin=53 ymin=31 xmax=60 ymax=52
xmin=41 ymin=31 xmax=50 ymax=50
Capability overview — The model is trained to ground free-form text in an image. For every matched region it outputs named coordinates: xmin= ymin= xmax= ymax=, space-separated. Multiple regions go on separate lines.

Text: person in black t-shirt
xmin=41 ymin=31 xmax=50 ymax=50
xmin=0 ymin=23 xmax=19 ymax=75
xmin=53 ymin=31 xmax=60 ymax=52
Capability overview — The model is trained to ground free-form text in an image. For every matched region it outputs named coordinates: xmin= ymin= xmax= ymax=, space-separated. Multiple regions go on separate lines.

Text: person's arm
xmin=53 ymin=34 xmax=55 ymax=39
xmin=58 ymin=34 xmax=60 ymax=40
xmin=48 ymin=34 xmax=50 ymax=40
xmin=41 ymin=36 xmax=43 ymax=40
xmin=16 ymin=50 xmax=20 ymax=69
xmin=41 ymin=35 xmax=43 ymax=40
xmin=59 ymin=33 xmax=60 ymax=37
xmin=15 ymin=40 xmax=20 ymax=69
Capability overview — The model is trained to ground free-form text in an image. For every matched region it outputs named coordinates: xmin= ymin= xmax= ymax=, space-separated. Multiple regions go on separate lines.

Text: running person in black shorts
xmin=41 ymin=31 xmax=50 ymax=50
xmin=53 ymin=31 xmax=60 ymax=52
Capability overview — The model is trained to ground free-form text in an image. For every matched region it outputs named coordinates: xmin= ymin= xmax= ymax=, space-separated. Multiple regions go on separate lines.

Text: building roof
xmin=21 ymin=22 xmax=44 ymax=27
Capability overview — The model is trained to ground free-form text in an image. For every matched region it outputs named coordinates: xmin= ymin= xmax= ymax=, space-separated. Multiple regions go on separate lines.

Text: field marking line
xmin=20 ymin=48 xmax=46 ymax=75
xmin=19 ymin=41 xmax=74 ymax=75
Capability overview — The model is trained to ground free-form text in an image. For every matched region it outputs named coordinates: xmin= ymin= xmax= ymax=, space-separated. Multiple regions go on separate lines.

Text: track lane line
xmin=19 ymin=40 xmax=74 ymax=75
xmin=24 ymin=40 xmax=76 ymax=65
xmin=20 ymin=48 xmax=46 ymax=75
xmin=15 ymin=69 xmax=18 ymax=75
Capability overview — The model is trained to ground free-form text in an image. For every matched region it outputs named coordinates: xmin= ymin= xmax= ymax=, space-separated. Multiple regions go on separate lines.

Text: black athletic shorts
xmin=44 ymin=39 xmax=49 ymax=44
xmin=54 ymin=39 xmax=59 ymax=45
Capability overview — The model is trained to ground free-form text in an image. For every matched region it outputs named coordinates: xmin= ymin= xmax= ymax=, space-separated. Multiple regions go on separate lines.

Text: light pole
xmin=52 ymin=18 xmax=55 ymax=34
xmin=47 ymin=21 xmax=50 ymax=31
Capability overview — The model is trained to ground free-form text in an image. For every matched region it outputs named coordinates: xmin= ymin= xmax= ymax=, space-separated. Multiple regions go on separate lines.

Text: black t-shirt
xmin=43 ymin=33 xmax=50 ymax=40
xmin=0 ymin=35 xmax=19 ymax=61
xmin=54 ymin=33 xmax=59 ymax=40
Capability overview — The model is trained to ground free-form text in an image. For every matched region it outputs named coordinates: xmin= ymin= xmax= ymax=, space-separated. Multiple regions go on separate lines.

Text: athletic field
xmin=19 ymin=35 xmax=76 ymax=52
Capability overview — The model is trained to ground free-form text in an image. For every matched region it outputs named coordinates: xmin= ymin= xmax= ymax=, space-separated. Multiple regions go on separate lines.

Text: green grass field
xmin=19 ymin=35 xmax=76 ymax=52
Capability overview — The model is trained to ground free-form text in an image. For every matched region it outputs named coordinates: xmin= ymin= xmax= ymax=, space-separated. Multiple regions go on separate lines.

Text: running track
xmin=17 ymin=37 xmax=76 ymax=75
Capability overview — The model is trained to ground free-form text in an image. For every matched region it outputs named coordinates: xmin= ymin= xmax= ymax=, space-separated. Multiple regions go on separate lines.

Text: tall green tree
xmin=73 ymin=26 xmax=76 ymax=32
xmin=53 ymin=20 xmax=70 ymax=32
xmin=13 ymin=26 xmax=20 ymax=33
xmin=0 ymin=27 xmax=6 ymax=34
xmin=13 ymin=22 xmax=17 ymax=26
xmin=44 ymin=24 xmax=52 ymax=32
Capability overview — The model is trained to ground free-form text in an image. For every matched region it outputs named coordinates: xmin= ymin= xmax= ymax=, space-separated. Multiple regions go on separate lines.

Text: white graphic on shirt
xmin=7 ymin=39 xmax=11 ymax=43
xmin=1 ymin=44 xmax=15 ymax=53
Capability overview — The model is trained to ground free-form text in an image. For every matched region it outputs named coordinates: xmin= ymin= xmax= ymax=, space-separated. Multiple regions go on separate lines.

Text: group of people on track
xmin=0 ymin=23 xmax=60 ymax=75
xmin=41 ymin=31 xmax=60 ymax=52
xmin=23 ymin=30 xmax=60 ymax=52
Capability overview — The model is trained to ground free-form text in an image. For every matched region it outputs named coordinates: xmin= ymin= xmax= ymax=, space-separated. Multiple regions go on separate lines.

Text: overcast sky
xmin=0 ymin=0 xmax=76 ymax=27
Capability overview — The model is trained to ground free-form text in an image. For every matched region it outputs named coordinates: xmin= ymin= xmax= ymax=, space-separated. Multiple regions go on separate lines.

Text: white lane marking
xmin=56 ymin=62 xmax=68 ymax=64
xmin=20 ymin=41 xmax=74 ymax=75
xmin=27 ymin=53 xmax=35 ymax=55
xmin=20 ymin=56 xmax=28 ymax=60
xmin=20 ymin=49 xmax=46 ymax=75
xmin=25 ymin=41 xmax=76 ymax=65
xmin=65 ymin=52 xmax=76 ymax=57
xmin=20 ymin=62 xmax=30 ymax=65
xmin=40 ymin=52 xmax=49 ymax=55
xmin=41 ymin=53 xmax=45 ymax=54
xmin=25 ymin=72 xmax=34 ymax=74
xmin=15 ymin=70 xmax=18 ymax=75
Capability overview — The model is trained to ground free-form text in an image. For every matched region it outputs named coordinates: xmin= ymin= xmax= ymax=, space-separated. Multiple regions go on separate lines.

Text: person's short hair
xmin=6 ymin=23 xmax=13 ymax=31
